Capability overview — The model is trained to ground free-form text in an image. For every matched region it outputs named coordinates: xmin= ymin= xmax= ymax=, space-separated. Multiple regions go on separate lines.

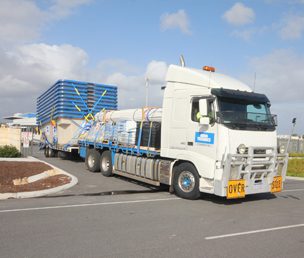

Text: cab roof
xmin=166 ymin=65 xmax=252 ymax=92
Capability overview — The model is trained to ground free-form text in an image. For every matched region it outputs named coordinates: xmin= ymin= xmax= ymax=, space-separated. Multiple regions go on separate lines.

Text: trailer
xmin=37 ymin=79 xmax=118 ymax=158
xmin=80 ymin=63 xmax=288 ymax=200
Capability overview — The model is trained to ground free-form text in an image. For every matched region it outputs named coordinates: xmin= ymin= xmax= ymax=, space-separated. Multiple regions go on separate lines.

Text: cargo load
xmin=82 ymin=107 xmax=161 ymax=150
xmin=37 ymin=79 xmax=117 ymax=153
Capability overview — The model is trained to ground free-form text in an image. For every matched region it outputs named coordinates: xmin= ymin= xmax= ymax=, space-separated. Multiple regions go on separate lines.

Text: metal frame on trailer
xmin=79 ymin=140 xmax=160 ymax=160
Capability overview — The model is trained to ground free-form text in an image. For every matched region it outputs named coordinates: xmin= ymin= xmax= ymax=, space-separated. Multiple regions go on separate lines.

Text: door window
xmin=191 ymin=97 xmax=215 ymax=123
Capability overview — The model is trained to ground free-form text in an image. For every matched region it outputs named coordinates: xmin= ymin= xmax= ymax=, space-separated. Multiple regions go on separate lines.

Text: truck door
xmin=169 ymin=89 xmax=188 ymax=150
xmin=186 ymin=96 xmax=217 ymax=175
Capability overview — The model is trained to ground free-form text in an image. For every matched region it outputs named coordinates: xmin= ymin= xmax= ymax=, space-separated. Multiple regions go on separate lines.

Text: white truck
xmin=79 ymin=63 xmax=288 ymax=200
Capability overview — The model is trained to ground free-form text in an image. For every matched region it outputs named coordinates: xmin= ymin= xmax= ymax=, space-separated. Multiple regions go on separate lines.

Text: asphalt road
xmin=0 ymin=149 xmax=304 ymax=258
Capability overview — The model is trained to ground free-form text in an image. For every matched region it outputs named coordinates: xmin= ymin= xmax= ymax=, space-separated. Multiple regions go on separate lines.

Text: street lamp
xmin=286 ymin=118 xmax=297 ymax=153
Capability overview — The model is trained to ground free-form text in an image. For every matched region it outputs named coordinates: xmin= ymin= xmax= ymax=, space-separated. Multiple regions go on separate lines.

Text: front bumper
xmin=214 ymin=147 xmax=288 ymax=197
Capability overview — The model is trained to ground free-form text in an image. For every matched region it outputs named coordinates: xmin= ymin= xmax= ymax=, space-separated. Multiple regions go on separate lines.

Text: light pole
xmin=286 ymin=118 xmax=297 ymax=153
xmin=145 ymin=77 xmax=149 ymax=107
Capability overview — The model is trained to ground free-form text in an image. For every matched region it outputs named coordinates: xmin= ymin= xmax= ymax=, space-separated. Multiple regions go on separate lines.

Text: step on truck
xmin=79 ymin=63 xmax=288 ymax=200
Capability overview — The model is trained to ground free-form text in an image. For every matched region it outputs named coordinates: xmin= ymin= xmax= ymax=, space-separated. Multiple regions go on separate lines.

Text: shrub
xmin=0 ymin=145 xmax=21 ymax=158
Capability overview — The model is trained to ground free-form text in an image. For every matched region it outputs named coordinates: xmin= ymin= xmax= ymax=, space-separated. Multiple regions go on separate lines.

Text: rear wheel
xmin=173 ymin=163 xmax=200 ymax=200
xmin=86 ymin=149 xmax=101 ymax=172
xmin=48 ymin=148 xmax=56 ymax=157
xmin=44 ymin=148 xmax=49 ymax=158
xmin=100 ymin=150 xmax=113 ymax=177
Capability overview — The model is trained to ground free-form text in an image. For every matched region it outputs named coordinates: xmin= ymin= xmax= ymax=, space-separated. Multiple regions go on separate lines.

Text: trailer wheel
xmin=44 ymin=148 xmax=50 ymax=158
xmin=173 ymin=163 xmax=200 ymax=200
xmin=48 ymin=148 xmax=56 ymax=158
xmin=100 ymin=150 xmax=113 ymax=177
xmin=87 ymin=149 xmax=100 ymax=172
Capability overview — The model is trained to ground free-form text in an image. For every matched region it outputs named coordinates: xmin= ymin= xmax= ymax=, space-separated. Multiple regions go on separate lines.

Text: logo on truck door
xmin=195 ymin=132 xmax=214 ymax=145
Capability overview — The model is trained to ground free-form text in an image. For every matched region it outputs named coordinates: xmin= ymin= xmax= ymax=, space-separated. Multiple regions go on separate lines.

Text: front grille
xmin=254 ymin=149 xmax=266 ymax=155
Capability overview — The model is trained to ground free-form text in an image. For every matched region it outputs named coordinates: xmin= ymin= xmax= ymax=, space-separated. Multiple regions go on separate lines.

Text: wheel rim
xmin=178 ymin=171 xmax=195 ymax=193
xmin=101 ymin=156 xmax=110 ymax=172
xmin=88 ymin=155 xmax=95 ymax=168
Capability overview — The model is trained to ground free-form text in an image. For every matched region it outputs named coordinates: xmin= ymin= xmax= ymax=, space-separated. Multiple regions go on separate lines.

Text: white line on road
xmin=0 ymin=197 xmax=180 ymax=213
xmin=283 ymin=188 xmax=304 ymax=192
xmin=205 ymin=223 xmax=304 ymax=240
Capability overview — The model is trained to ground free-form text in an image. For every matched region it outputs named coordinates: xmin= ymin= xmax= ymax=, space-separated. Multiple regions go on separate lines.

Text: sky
xmin=0 ymin=0 xmax=304 ymax=134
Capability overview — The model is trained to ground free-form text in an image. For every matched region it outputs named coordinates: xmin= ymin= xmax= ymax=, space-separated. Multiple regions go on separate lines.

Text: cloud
xmin=279 ymin=14 xmax=304 ymax=39
xmin=0 ymin=42 xmax=168 ymax=117
xmin=0 ymin=0 xmax=167 ymax=119
xmin=145 ymin=61 xmax=168 ymax=83
xmin=49 ymin=0 xmax=92 ymax=20
xmin=223 ymin=2 xmax=255 ymax=26
xmin=240 ymin=49 xmax=304 ymax=132
xmin=0 ymin=0 xmax=92 ymax=44
xmin=104 ymin=61 xmax=168 ymax=109
xmin=160 ymin=10 xmax=191 ymax=35
xmin=243 ymin=49 xmax=304 ymax=102
xmin=231 ymin=26 xmax=270 ymax=41
xmin=231 ymin=28 xmax=256 ymax=41
xmin=0 ymin=43 xmax=88 ymax=118
xmin=0 ymin=0 xmax=45 ymax=43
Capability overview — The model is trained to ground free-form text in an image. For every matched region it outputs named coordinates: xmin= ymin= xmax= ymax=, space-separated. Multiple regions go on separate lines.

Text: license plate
xmin=227 ymin=180 xmax=246 ymax=199
xmin=271 ymin=176 xmax=282 ymax=193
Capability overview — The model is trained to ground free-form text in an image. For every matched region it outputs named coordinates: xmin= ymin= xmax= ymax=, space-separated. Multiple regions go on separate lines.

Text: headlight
xmin=278 ymin=145 xmax=285 ymax=154
xmin=237 ymin=144 xmax=247 ymax=155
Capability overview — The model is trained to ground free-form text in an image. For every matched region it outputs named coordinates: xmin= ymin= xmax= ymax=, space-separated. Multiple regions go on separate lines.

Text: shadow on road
xmin=38 ymin=187 xmax=169 ymax=199
xmin=199 ymin=192 xmax=278 ymax=205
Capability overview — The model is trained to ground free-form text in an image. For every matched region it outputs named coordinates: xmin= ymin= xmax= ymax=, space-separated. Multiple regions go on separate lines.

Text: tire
xmin=86 ymin=149 xmax=101 ymax=172
xmin=100 ymin=150 xmax=113 ymax=177
xmin=48 ymin=148 xmax=55 ymax=157
xmin=173 ymin=163 xmax=200 ymax=200
xmin=85 ymin=148 xmax=90 ymax=169
xmin=44 ymin=148 xmax=50 ymax=158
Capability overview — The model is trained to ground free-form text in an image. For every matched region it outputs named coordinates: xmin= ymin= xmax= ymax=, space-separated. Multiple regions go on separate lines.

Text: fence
xmin=277 ymin=137 xmax=304 ymax=153
xmin=0 ymin=126 xmax=35 ymax=157
xmin=20 ymin=128 xmax=34 ymax=157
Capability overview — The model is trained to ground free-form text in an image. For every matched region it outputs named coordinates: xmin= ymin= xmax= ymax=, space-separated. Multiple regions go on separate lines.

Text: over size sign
xmin=227 ymin=179 xmax=246 ymax=199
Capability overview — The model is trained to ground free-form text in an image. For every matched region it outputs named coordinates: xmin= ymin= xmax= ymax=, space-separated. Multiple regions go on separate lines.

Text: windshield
xmin=217 ymin=97 xmax=276 ymax=131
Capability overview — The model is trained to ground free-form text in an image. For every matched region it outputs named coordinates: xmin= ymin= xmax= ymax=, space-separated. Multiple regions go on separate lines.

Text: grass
xmin=289 ymin=153 xmax=304 ymax=157
xmin=287 ymin=158 xmax=304 ymax=177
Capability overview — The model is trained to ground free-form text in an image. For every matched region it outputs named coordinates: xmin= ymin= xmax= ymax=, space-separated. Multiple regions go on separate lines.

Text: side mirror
xmin=199 ymin=99 xmax=208 ymax=116
xmin=199 ymin=99 xmax=209 ymax=125
xmin=199 ymin=117 xmax=210 ymax=125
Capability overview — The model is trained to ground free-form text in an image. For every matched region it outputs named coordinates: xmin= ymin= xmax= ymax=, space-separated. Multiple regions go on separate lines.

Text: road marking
xmin=205 ymin=223 xmax=304 ymax=240
xmin=0 ymin=197 xmax=180 ymax=213
xmin=283 ymin=188 xmax=304 ymax=192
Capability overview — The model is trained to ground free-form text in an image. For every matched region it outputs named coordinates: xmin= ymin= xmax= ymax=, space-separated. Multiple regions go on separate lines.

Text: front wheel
xmin=173 ymin=163 xmax=200 ymax=200
xmin=100 ymin=150 xmax=113 ymax=177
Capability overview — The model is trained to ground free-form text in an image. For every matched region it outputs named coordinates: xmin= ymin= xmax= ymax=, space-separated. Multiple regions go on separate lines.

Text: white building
xmin=3 ymin=113 xmax=36 ymax=128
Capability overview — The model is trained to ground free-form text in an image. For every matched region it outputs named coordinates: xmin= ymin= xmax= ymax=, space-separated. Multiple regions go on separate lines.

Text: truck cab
xmin=161 ymin=65 xmax=288 ymax=199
